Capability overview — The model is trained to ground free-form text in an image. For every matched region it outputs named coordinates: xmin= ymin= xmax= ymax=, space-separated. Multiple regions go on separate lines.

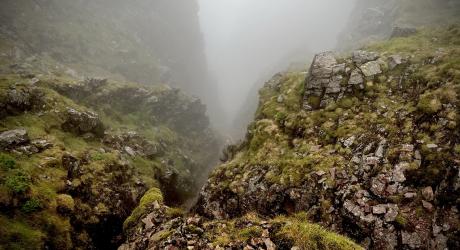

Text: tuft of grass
xmin=0 ymin=153 xmax=16 ymax=170
xmin=123 ymin=187 xmax=163 ymax=230
xmin=4 ymin=170 xmax=30 ymax=194
xmin=276 ymin=213 xmax=363 ymax=250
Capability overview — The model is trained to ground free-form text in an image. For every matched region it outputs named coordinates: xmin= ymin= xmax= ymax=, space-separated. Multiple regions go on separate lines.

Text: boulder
xmin=388 ymin=55 xmax=403 ymax=69
xmin=352 ymin=50 xmax=379 ymax=65
xmin=348 ymin=69 xmax=364 ymax=85
xmin=62 ymin=108 xmax=105 ymax=137
xmin=360 ymin=61 xmax=382 ymax=77
xmin=0 ymin=129 xmax=29 ymax=149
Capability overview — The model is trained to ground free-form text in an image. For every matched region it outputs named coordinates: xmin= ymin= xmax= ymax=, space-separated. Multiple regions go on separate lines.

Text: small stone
xmin=385 ymin=204 xmax=399 ymax=222
xmin=422 ymin=200 xmax=434 ymax=212
xmin=263 ymin=238 xmax=276 ymax=250
xmin=392 ymin=163 xmax=407 ymax=183
xmin=124 ymin=146 xmax=136 ymax=157
xmin=422 ymin=186 xmax=434 ymax=201
xmin=388 ymin=55 xmax=403 ymax=69
xmin=277 ymin=95 xmax=284 ymax=103
xmin=342 ymin=136 xmax=356 ymax=147
xmin=404 ymin=192 xmax=417 ymax=199
xmin=426 ymin=144 xmax=438 ymax=149
xmin=315 ymin=170 xmax=326 ymax=177
xmin=365 ymin=156 xmax=380 ymax=166
xmin=401 ymin=144 xmax=414 ymax=152
xmin=372 ymin=204 xmax=387 ymax=215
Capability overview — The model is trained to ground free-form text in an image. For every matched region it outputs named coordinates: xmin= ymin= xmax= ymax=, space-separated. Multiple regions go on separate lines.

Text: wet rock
xmin=0 ymin=128 xmax=29 ymax=149
xmin=360 ymin=61 xmax=382 ymax=77
xmin=422 ymin=186 xmax=434 ymax=201
xmin=352 ymin=50 xmax=379 ymax=65
xmin=62 ymin=108 xmax=105 ymax=137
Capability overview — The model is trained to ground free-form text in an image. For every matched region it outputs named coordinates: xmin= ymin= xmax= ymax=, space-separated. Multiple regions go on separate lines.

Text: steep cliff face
xmin=0 ymin=69 xmax=220 ymax=249
xmin=194 ymin=28 xmax=460 ymax=249
xmin=117 ymin=17 xmax=459 ymax=250
xmin=0 ymin=0 xmax=211 ymax=97
xmin=0 ymin=2 xmax=222 ymax=246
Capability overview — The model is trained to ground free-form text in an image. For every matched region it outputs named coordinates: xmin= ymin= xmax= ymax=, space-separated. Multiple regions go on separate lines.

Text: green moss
xmin=4 ymin=170 xmax=30 ymax=194
xmin=0 ymin=216 xmax=46 ymax=250
xmin=276 ymin=213 xmax=363 ymax=250
xmin=395 ymin=214 xmax=408 ymax=228
xmin=0 ymin=153 xmax=16 ymax=170
xmin=238 ymin=226 xmax=263 ymax=241
xmin=417 ymin=94 xmax=442 ymax=114
xmin=21 ymin=198 xmax=42 ymax=213
xmin=123 ymin=187 xmax=163 ymax=230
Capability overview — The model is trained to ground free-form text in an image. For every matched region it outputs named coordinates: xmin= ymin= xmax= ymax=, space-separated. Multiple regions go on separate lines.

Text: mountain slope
xmin=0 ymin=63 xmax=220 ymax=249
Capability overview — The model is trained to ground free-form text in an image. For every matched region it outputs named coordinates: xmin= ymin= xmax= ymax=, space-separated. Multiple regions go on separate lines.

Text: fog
xmin=199 ymin=0 xmax=357 ymax=137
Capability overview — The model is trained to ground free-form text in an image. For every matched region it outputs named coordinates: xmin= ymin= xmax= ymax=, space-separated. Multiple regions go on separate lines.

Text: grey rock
xmin=124 ymin=146 xmax=136 ymax=157
xmin=426 ymin=144 xmax=438 ymax=149
xmin=372 ymin=204 xmax=387 ymax=215
xmin=392 ymin=163 xmax=407 ymax=183
xmin=352 ymin=50 xmax=379 ymax=64
xmin=384 ymin=204 xmax=399 ymax=222
xmin=310 ymin=52 xmax=337 ymax=78
xmin=404 ymin=192 xmax=417 ymax=199
xmin=348 ymin=69 xmax=364 ymax=85
xmin=360 ymin=61 xmax=382 ymax=77
xmin=62 ymin=108 xmax=105 ymax=137
xmin=277 ymin=95 xmax=284 ymax=103
xmin=342 ymin=136 xmax=356 ymax=148
xmin=388 ymin=55 xmax=403 ymax=69
xmin=401 ymin=231 xmax=422 ymax=249
xmin=0 ymin=129 xmax=29 ymax=149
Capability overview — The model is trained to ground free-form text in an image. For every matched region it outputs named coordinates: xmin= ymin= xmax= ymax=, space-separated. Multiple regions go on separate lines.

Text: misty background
xmin=198 ymin=0 xmax=357 ymax=138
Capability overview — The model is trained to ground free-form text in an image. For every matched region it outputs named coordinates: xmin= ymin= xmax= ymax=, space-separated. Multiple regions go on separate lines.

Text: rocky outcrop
xmin=0 ymin=85 xmax=44 ymax=118
xmin=303 ymin=50 xmax=387 ymax=110
xmin=63 ymin=151 xmax=148 ymax=249
xmin=192 ymin=39 xmax=460 ymax=249
xmin=0 ymin=129 xmax=29 ymax=150
xmin=61 ymin=108 xmax=105 ymax=137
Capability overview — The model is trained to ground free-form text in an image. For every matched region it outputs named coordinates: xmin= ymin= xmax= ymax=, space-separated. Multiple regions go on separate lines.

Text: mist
xmin=199 ymin=0 xmax=357 ymax=137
